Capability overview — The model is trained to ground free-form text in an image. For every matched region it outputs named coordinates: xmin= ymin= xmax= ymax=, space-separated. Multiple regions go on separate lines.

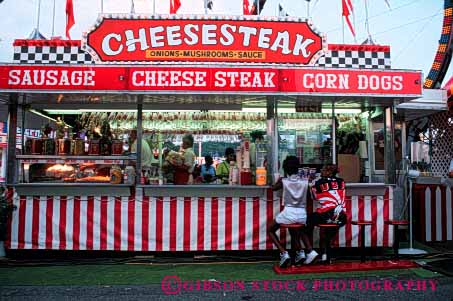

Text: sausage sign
xmin=83 ymin=16 xmax=325 ymax=65
xmin=0 ymin=65 xmax=422 ymax=96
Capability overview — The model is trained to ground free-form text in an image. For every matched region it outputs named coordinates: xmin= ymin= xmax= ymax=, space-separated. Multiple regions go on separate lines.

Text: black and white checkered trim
xmin=13 ymin=45 xmax=94 ymax=64
xmin=316 ymin=50 xmax=391 ymax=69
xmin=13 ymin=45 xmax=391 ymax=69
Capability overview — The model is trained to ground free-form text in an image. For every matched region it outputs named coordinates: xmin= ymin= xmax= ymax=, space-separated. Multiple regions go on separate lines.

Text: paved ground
xmin=2 ymin=244 xmax=452 ymax=301
xmin=1 ymin=276 xmax=452 ymax=301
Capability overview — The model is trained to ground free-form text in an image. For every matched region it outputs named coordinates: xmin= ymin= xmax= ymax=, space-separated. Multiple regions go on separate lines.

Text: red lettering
xmin=384 ymin=280 xmax=393 ymax=291
xmin=395 ymin=281 xmax=405 ymax=291
xmin=296 ymin=280 xmax=307 ymax=291
xmin=251 ymin=281 xmax=260 ymax=290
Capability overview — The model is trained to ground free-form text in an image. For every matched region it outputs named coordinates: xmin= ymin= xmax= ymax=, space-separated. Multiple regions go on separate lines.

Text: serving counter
xmin=7 ymin=183 xmax=394 ymax=251
xmin=14 ymin=183 xmax=134 ymax=197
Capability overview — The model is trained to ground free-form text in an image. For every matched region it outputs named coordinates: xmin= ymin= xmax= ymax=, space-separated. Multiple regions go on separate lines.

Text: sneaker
xmin=320 ymin=253 xmax=331 ymax=264
xmin=279 ymin=251 xmax=291 ymax=268
xmin=295 ymin=250 xmax=306 ymax=265
xmin=303 ymin=250 xmax=319 ymax=265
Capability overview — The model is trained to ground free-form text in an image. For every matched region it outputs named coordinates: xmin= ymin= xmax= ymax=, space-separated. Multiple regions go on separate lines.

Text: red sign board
xmin=84 ymin=16 xmax=325 ymax=65
xmin=0 ymin=65 xmax=422 ymax=96
xmin=280 ymin=69 xmax=422 ymax=95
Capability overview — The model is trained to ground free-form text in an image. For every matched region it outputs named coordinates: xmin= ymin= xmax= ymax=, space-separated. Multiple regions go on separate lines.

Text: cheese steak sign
xmin=83 ymin=16 xmax=325 ymax=65
xmin=0 ymin=65 xmax=422 ymax=96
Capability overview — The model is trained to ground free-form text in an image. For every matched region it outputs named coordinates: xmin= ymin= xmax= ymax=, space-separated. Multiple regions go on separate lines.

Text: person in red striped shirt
xmin=304 ymin=164 xmax=347 ymax=263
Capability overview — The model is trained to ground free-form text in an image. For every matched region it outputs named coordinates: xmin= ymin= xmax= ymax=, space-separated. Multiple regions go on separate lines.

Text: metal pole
xmin=204 ymin=0 xmax=208 ymax=14
xmin=136 ymin=97 xmax=143 ymax=183
xmin=365 ymin=112 xmax=372 ymax=183
xmin=342 ymin=17 xmax=345 ymax=44
xmin=399 ymin=174 xmax=427 ymax=255
xmin=51 ymin=0 xmax=56 ymax=37
xmin=21 ymin=104 xmax=25 ymax=155
xmin=131 ymin=0 xmax=135 ymax=14
xmin=331 ymin=100 xmax=336 ymax=165
xmin=409 ymin=178 xmax=413 ymax=249
xmin=273 ymin=99 xmax=278 ymax=178
xmin=6 ymin=94 xmax=18 ymax=185
xmin=266 ymin=96 xmax=277 ymax=183
xmin=364 ymin=0 xmax=371 ymax=40
xmin=352 ymin=0 xmax=357 ymax=43
xmin=153 ymin=0 xmax=155 ymax=15
xmin=307 ymin=0 xmax=310 ymax=18
xmin=257 ymin=0 xmax=260 ymax=15
xmin=384 ymin=106 xmax=396 ymax=184
xmin=101 ymin=0 xmax=104 ymax=13
xmin=36 ymin=0 xmax=42 ymax=33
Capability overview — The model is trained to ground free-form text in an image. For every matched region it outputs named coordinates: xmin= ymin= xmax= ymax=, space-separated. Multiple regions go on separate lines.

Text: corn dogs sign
xmin=83 ymin=16 xmax=325 ymax=65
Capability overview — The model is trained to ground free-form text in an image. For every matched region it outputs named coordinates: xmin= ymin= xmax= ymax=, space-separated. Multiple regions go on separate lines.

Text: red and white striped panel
xmin=7 ymin=190 xmax=393 ymax=251
xmin=415 ymin=185 xmax=453 ymax=242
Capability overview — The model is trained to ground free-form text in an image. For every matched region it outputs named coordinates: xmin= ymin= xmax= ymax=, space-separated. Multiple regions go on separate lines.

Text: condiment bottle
xmin=256 ymin=167 xmax=267 ymax=186
xmin=232 ymin=166 xmax=239 ymax=185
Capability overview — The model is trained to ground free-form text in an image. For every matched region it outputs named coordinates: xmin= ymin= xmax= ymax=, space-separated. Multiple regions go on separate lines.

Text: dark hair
xmin=225 ymin=147 xmax=235 ymax=157
xmin=321 ymin=164 xmax=339 ymax=177
xmin=250 ymin=130 xmax=264 ymax=142
xmin=205 ymin=155 xmax=213 ymax=166
xmin=183 ymin=134 xmax=194 ymax=146
xmin=283 ymin=156 xmax=299 ymax=176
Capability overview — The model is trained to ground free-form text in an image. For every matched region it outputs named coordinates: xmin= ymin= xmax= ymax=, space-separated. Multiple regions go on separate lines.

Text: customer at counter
xmin=201 ymin=155 xmax=216 ymax=183
xmin=216 ymin=147 xmax=236 ymax=184
xmin=174 ymin=134 xmax=196 ymax=185
xmin=250 ymin=130 xmax=265 ymax=170
xmin=268 ymin=156 xmax=312 ymax=268
xmin=305 ymin=164 xmax=347 ymax=263
xmin=130 ymin=130 xmax=153 ymax=168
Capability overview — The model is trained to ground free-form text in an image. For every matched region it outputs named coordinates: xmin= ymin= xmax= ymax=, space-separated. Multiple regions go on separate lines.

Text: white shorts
xmin=275 ymin=206 xmax=307 ymax=225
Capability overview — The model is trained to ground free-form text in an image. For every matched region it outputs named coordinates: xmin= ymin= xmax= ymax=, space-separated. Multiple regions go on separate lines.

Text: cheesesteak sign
xmin=83 ymin=16 xmax=325 ymax=65
xmin=0 ymin=65 xmax=422 ymax=96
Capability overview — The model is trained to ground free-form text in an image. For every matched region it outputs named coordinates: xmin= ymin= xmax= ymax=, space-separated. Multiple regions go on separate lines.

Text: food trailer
xmin=0 ymin=15 xmax=423 ymax=252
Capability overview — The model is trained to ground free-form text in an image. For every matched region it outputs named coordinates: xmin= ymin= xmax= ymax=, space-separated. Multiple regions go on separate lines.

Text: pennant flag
xmin=278 ymin=4 xmax=288 ymax=17
xmin=342 ymin=0 xmax=355 ymax=37
xmin=244 ymin=0 xmax=266 ymax=15
xmin=65 ymin=0 xmax=75 ymax=39
xmin=251 ymin=0 xmax=267 ymax=15
xmin=243 ymin=0 xmax=252 ymax=15
xmin=170 ymin=0 xmax=181 ymax=14
xmin=207 ymin=0 xmax=213 ymax=10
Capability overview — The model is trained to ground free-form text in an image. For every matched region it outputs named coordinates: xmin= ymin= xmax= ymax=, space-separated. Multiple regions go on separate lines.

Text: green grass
xmin=0 ymin=263 xmax=441 ymax=286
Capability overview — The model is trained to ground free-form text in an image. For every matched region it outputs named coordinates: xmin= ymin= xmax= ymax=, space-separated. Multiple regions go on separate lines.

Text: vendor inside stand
xmin=250 ymin=130 xmax=265 ymax=180
xmin=161 ymin=148 xmax=174 ymax=184
xmin=130 ymin=129 xmax=153 ymax=168
xmin=216 ymin=147 xmax=236 ymax=184
xmin=201 ymin=155 xmax=216 ymax=183
xmin=174 ymin=134 xmax=196 ymax=185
